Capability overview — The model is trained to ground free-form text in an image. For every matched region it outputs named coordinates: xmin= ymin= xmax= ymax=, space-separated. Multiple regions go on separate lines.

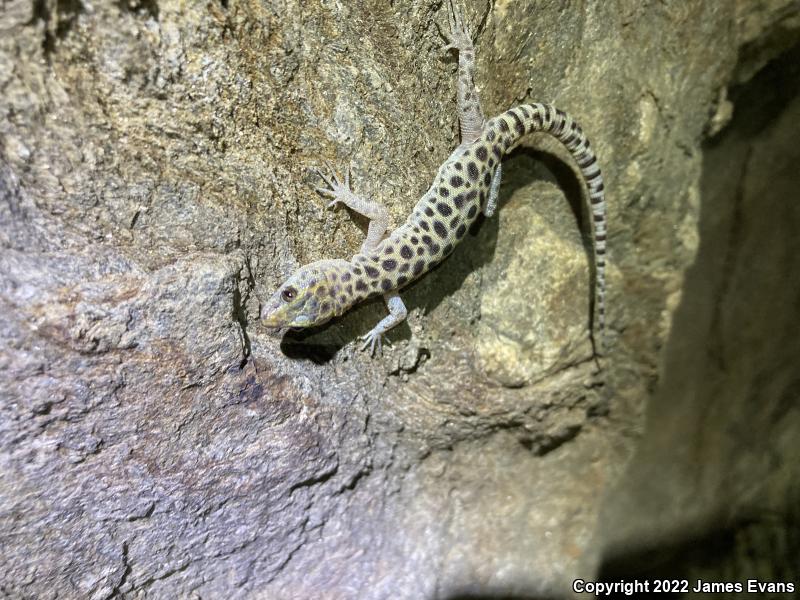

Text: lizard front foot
xmin=314 ymin=163 xmax=354 ymax=210
xmin=359 ymin=328 xmax=391 ymax=357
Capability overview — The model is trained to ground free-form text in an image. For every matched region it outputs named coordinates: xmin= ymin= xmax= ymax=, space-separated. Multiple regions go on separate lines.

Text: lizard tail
xmin=491 ymin=103 xmax=607 ymax=352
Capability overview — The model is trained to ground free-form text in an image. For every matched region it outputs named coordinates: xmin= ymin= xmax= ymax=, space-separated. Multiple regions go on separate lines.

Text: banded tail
xmin=490 ymin=103 xmax=608 ymax=350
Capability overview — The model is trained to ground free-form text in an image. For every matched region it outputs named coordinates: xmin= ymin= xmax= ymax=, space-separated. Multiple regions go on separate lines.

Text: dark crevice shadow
xmin=277 ymin=294 xmax=414 ymax=364
xmin=599 ymin=501 xmax=800 ymax=597
xmin=599 ymin=522 xmax=740 ymax=599
xmin=523 ymin=147 xmax=590 ymax=237
xmin=597 ymin=40 xmax=800 ymax=589
xmin=29 ymin=0 xmax=86 ymax=58
xmin=116 ymin=0 xmax=160 ymax=20
xmin=232 ymin=286 xmax=252 ymax=369
xmin=279 ymin=326 xmax=343 ymax=364
xmin=714 ymin=42 xmax=800 ymax=140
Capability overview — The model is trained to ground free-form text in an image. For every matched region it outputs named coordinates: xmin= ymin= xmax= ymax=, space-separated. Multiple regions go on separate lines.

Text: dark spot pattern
xmin=297 ymin=111 xmax=599 ymax=337
xmin=510 ymin=111 xmax=525 ymax=135
xmin=311 ymin=107 xmax=607 ymax=328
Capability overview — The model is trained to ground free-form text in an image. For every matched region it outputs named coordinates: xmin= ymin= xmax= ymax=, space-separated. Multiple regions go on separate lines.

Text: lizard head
xmin=261 ymin=260 xmax=348 ymax=330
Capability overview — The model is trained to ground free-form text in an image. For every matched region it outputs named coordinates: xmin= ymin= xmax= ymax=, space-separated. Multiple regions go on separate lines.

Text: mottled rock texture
xmin=0 ymin=1 xmax=797 ymax=598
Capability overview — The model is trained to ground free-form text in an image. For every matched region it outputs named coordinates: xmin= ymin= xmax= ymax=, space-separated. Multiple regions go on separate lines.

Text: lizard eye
xmin=281 ymin=287 xmax=297 ymax=302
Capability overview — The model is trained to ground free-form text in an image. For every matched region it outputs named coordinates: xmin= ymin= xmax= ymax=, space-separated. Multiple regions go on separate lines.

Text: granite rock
xmin=1 ymin=1 xmax=797 ymax=598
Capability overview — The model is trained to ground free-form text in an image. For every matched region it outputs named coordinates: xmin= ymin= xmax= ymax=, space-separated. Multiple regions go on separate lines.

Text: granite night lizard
xmin=261 ymin=2 xmax=607 ymax=356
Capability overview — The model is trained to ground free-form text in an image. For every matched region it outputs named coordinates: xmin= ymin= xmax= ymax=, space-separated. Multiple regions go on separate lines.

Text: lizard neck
xmin=330 ymin=259 xmax=377 ymax=317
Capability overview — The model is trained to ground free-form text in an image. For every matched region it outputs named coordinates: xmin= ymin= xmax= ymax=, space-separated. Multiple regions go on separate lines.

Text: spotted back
xmin=343 ymin=103 xmax=608 ymax=344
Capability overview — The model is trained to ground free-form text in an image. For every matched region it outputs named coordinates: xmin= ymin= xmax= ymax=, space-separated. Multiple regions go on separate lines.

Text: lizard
xmin=261 ymin=1 xmax=607 ymax=357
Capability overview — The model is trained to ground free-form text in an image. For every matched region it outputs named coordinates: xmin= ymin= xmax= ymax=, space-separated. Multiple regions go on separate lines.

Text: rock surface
xmin=0 ymin=1 xmax=797 ymax=598
xmin=601 ymin=30 xmax=800 ymax=585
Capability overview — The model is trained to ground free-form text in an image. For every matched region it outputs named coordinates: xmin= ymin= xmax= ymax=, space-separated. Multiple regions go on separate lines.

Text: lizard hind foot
xmin=441 ymin=0 xmax=472 ymax=53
